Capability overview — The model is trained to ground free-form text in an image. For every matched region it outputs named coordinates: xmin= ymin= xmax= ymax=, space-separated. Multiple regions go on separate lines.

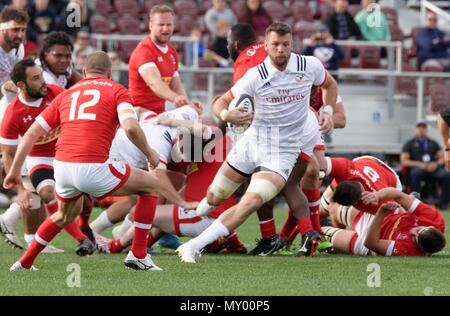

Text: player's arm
xmin=364 ymin=202 xmax=397 ymax=256
xmin=324 ymin=156 xmax=350 ymax=179
xmin=362 ymin=188 xmax=414 ymax=211
xmin=319 ymin=71 xmax=338 ymax=134
xmin=152 ymin=168 xmax=197 ymax=209
xmin=118 ymin=104 xmax=159 ymax=169
xmin=67 ymin=70 xmax=83 ymax=87
xmin=139 ymin=66 xmax=189 ymax=107
xmin=332 ymin=96 xmax=346 ymax=129
xmin=0 ymin=144 xmax=17 ymax=174
xmin=157 ymin=116 xmax=216 ymax=139
xmin=169 ymin=75 xmax=188 ymax=99
xmin=437 ymin=114 xmax=450 ymax=170
xmin=213 ymin=91 xmax=253 ymax=126
xmin=400 ymin=151 xmax=426 ymax=169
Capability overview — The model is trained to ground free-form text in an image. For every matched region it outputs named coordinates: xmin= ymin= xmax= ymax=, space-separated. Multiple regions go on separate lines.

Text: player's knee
xmin=209 ymin=171 xmax=241 ymax=200
xmin=236 ymin=195 xmax=262 ymax=219
xmin=247 ymin=178 xmax=280 ymax=204
xmin=206 ymin=191 xmax=222 ymax=206
xmin=38 ymin=185 xmax=56 ymax=204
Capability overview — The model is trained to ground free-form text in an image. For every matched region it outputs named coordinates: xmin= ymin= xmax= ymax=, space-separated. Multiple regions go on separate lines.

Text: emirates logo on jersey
xmin=22 ymin=115 xmax=33 ymax=123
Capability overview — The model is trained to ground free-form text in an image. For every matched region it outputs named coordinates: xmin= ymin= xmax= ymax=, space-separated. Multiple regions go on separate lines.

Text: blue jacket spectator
xmin=302 ymin=29 xmax=345 ymax=71
xmin=416 ymin=12 xmax=450 ymax=70
xmin=29 ymin=0 xmax=58 ymax=34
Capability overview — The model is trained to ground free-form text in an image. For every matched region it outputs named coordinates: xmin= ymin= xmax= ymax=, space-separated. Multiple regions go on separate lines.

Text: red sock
xmin=109 ymin=239 xmax=125 ymax=253
xmin=303 ymin=187 xmax=322 ymax=232
xmin=19 ymin=218 xmax=62 ymax=268
xmin=78 ymin=195 xmax=94 ymax=230
xmin=279 ymin=211 xmax=297 ymax=240
xmin=147 ymin=233 xmax=158 ymax=248
xmin=259 ymin=219 xmax=276 ymax=239
xmin=296 ymin=218 xmax=313 ymax=236
xmin=226 ymin=231 xmax=244 ymax=247
xmin=288 ymin=227 xmax=300 ymax=242
xmin=46 ymin=201 xmax=87 ymax=242
xmin=131 ymin=195 xmax=157 ymax=259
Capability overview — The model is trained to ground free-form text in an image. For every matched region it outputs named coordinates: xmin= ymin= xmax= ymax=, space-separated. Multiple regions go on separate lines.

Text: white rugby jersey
xmin=0 ymin=44 xmax=24 ymax=86
xmin=230 ymin=53 xmax=326 ymax=147
xmin=110 ymin=106 xmax=199 ymax=168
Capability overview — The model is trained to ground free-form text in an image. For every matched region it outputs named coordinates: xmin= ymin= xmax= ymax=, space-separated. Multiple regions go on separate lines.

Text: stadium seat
xmin=389 ymin=23 xmax=404 ymax=42
xmin=358 ymin=46 xmax=381 ymax=69
xmin=428 ymin=83 xmax=450 ymax=114
xmin=289 ymin=1 xmax=314 ymax=22
xmin=174 ymin=0 xmax=198 ymax=18
xmin=348 ymin=4 xmax=361 ymax=16
xmin=381 ymin=6 xmax=398 ymax=26
xmin=339 ymin=45 xmax=353 ymax=68
xmin=117 ymin=40 xmax=140 ymax=63
xmin=143 ymin=0 xmax=168 ymax=13
xmin=95 ymin=0 xmax=112 ymax=17
xmin=231 ymin=0 xmax=246 ymax=16
xmin=421 ymin=60 xmax=444 ymax=94
xmin=394 ymin=63 xmax=417 ymax=97
xmin=90 ymin=15 xmax=113 ymax=34
xmin=113 ymin=0 xmax=141 ymax=17
xmin=192 ymin=58 xmax=217 ymax=91
xmin=293 ymin=21 xmax=317 ymax=52
xmin=174 ymin=16 xmax=198 ymax=36
xmin=115 ymin=15 xmax=143 ymax=34
xmin=198 ymin=0 xmax=213 ymax=15
xmin=262 ymin=1 xmax=287 ymax=22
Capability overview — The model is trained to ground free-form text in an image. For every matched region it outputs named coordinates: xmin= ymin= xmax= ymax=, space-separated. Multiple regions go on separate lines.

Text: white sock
xmin=196 ymin=198 xmax=215 ymax=216
xmin=90 ymin=211 xmax=113 ymax=233
xmin=1 ymin=202 xmax=21 ymax=227
xmin=115 ymin=215 xmax=134 ymax=237
xmin=24 ymin=234 xmax=35 ymax=245
xmin=190 ymin=220 xmax=230 ymax=251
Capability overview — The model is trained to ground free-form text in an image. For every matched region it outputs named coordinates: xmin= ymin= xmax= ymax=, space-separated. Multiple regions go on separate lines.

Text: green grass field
xmin=1 ymin=206 xmax=450 ymax=296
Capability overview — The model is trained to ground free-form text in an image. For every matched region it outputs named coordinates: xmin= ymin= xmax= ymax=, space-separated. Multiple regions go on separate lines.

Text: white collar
xmin=19 ymin=94 xmax=43 ymax=107
xmin=151 ymin=38 xmax=169 ymax=54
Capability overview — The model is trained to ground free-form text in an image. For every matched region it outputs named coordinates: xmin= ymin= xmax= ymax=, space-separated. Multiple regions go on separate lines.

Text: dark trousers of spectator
xmin=409 ymin=167 xmax=450 ymax=209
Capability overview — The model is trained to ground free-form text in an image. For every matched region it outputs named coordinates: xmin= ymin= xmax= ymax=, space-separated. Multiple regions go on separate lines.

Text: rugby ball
xmin=227 ymin=94 xmax=254 ymax=134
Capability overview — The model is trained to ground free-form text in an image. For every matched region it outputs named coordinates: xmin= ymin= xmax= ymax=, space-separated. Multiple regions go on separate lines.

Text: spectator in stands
xmin=211 ymin=20 xmax=230 ymax=60
xmin=28 ymin=0 xmax=58 ymax=34
xmin=61 ymin=0 xmax=93 ymax=36
xmin=108 ymin=50 xmax=128 ymax=87
xmin=326 ymin=0 xmax=362 ymax=40
xmin=401 ymin=121 xmax=450 ymax=210
xmin=72 ymin=28 xmax=95 ymax=59
xmin=74 ymin=46 xmax=87 ymax=68
xmin=416 ymin=12 xmax=450 ymax=71
xmin=302 ymin=26 xmax=345 ymax=72
xmin=186 ymin=27 xmax=229 ymax=67
xmin=204 ymin=0 xmax=237 ymax=40
xmin=9 ymin=0 xmax=27 ymax=12
xmin=438 ymin=107 xmax=450 ymax=171
xmin=238 ymin=0 xmax=272 ymax=39
xmin=354 ymin=0 xmax=391 ymax=42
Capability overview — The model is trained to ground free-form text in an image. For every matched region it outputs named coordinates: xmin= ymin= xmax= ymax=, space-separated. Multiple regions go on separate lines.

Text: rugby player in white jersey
xmin=177 ymin=22 xmax=338 ymax=263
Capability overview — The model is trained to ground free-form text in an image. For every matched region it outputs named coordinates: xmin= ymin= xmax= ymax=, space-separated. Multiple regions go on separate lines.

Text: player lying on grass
xmin=97 ymin=117 xmax=246 ymax=254
xmin=321 ymin=188 xmax=446 ymax=256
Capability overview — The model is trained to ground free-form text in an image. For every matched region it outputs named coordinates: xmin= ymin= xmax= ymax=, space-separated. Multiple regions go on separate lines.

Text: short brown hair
xmin=265 ymin=22 xmax=291 ymax=37
xmin=149 ymin=5 xmax=175 ymax=20
xmin=84 ymin=51 xmax=112 ymax=75
xmin=0 ymin=7 xmax=29 ymax=24
xmin=417 ymin=227 xmax=446 ymax=255
xmin=333 ymin=181 xmax=363 ymax=206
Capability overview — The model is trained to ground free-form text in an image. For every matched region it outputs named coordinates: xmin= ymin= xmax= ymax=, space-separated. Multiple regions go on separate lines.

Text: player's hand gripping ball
xmin=227 ymin=94 xmax=254 ymax=134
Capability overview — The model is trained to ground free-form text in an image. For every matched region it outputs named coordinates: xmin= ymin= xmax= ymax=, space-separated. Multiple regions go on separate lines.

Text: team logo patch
xmin=158 ymin=56 xmax=163 ymax=63
xmin=23 ymin=115 xmax=33 ymax=123
xmin=295 ymin=74 xmax=305 ymax=83
xmin=170 ymin=54 xmax=176 ymax=64
xmin=247 ymin=49 xmax=256 ymax=57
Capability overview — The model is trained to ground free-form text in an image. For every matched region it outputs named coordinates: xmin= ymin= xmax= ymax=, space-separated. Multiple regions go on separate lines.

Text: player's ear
xmin=107 ymin=68 xmax=112 ymax=80
xmin=16 ymin=81 xmax=25 ymax=91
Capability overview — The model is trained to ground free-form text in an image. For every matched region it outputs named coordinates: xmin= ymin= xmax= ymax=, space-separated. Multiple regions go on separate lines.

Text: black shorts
xmin=30 ymin=168 xmax=55 ymax=192
xmin=441 ymin=107 xmax=450 ymax=127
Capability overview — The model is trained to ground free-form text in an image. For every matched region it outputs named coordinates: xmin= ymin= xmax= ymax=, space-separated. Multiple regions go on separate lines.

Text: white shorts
xmin=172 ymin=206 xmax=215 ymax=237
xmin=53 ymin=159 xmax=130 ymax=202
xmin=26 ymin=156 xmax=54 ymax=175
xmin=226 ymin=133 xmax=299 ymax=181
xmin=352 ymin=211 xmax=374 ymax=256
xmin=299 ymin=109 xmax=323 ymax=161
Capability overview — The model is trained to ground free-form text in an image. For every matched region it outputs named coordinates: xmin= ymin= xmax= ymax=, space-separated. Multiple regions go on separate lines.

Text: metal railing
xmin=91 ymin=34 xmax=200 ymax=67
xmin=420 ymin=0 xmax=450 ymax=28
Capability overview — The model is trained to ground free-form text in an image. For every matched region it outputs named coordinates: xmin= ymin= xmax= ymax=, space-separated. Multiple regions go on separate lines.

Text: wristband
xmin=220 ymin=109 xmax=229 ymax=121
xmin=323 ymin=105 xmax=334 ymax=116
